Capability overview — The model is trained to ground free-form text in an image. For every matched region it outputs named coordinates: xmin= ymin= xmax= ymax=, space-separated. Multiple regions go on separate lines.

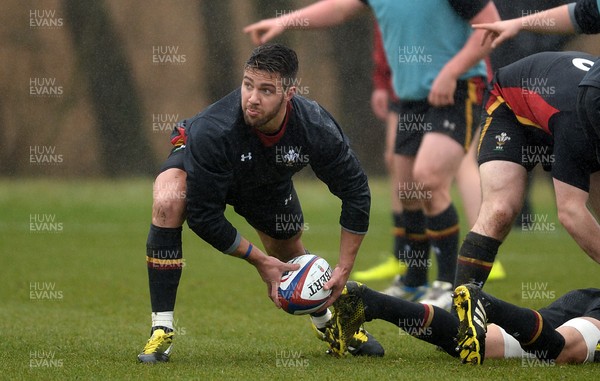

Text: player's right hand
xmin=370 ymin=89 xmax=389 ymax=121
xmin=472 ymin=20 xmax=521 ymax=49
xmin=244 ymin=19 xmax=285 ymax=45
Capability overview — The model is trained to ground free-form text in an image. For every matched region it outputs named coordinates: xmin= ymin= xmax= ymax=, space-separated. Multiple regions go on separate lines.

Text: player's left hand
xmin=319 ymin=264 xmax=351 ymax=310
xmin=428 ymin=72 xmax=457 ymax=107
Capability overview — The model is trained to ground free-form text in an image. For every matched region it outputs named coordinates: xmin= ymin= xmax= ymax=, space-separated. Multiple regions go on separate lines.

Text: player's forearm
xmin=517 ymin=4 xmax=575 ymax=34
xmin=554 ymin=180 xmax=600 ymax=264
xmin=337 ymin=228 xmax=364 ymax=274
xmin=571 ymin=213 xmax=600 ymax=264
xmin=230 ymin=237 xmax=256 ymax=260
xmin=560 ymin=208 xmax=600 ymax=264
xmin=275 ymin=0 xmax=364 ymax=30
xmin=441 ymin=29 xmax=492 ymax=81
xmin=217 ymin=239 xmax=269 ymax=279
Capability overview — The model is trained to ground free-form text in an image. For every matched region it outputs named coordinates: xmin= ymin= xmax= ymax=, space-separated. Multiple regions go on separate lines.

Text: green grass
xmin=1 ymin=176 xmax=599 ymax=380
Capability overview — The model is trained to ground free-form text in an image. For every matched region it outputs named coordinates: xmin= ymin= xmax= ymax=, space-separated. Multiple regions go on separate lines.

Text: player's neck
xmin=256 ymin=102 xmax=289 ymax=135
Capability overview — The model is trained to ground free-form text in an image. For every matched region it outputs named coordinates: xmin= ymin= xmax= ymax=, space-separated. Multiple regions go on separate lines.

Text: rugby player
xmin=138 ymin=43 xmax=383 ymax=362
xmin=326 ymin=281 xmax=600 ymax=364
xmin=353 ymin=24 xmax=506 ymax=285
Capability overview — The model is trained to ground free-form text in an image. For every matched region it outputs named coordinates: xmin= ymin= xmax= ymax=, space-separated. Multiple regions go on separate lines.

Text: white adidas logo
xmin=473 ymin=299 xmax=487 ymax=329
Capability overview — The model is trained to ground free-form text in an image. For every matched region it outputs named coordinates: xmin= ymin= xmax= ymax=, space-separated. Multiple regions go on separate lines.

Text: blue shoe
xmin=383 ymin=276 xmax=427 ymax=301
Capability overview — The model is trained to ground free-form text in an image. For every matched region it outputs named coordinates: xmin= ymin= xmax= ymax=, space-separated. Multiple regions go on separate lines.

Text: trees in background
xmin=64 ymin=0 xmax=155 ymax=176
xmin=2 ymin=0 xmax=591 ymax=177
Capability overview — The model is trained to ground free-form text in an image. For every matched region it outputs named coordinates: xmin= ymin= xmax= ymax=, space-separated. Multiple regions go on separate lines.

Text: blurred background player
xmin=352 ymin=21 xmax=506 ymax=287
xmin=245 ymin=0 xmax=500 ymax=310
xmin=138 ymin=43 xmax=384 ymax=362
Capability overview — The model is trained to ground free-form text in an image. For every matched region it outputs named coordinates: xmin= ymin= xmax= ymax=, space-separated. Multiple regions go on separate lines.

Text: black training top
xmin=182 ymin=89 xmax=370 ymax=253
xmin=487 ymin=51 xmax=597 ymax=135
xmin=571 ymin=0 xmax=600 ymax=34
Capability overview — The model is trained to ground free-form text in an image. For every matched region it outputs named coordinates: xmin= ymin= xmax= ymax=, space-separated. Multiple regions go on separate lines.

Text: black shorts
xmin=158 ymin=147 xmax=304 ymax=240
xmin=478 ymin=102 xmax=599 ymax=192
xmin=159 ymin=146 xmax=186 ymax=172
xmin=393 ymin=77 xmax=484 ymax=156
xmin=232 ymin=181 xmax=304 ymax=240
xmin=538 ymin=288 xmax=600 ymax=329
xmin=478 ymin=102 xmax=554 ymax=172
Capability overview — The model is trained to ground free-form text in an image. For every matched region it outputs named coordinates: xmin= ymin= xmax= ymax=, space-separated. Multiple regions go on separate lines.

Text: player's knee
xmin=479 ymin=200 xmax=518 ymax=235
xmin=412 ymin=166 xmax=448 ymax=194
xmin=152 ymin=173 xmax=187 ymax=227
xmin=556 ymin=318 xmax=600 ymax=364
xmin=153 ymin=195 xmax=185 ymax=214
xmin=555 ymin=340 xmax=585 ymax=364
xmin=490 ymin=206 xmax=517 ymax=228
xmin=152 ymin=196 xmax=186 ymax=227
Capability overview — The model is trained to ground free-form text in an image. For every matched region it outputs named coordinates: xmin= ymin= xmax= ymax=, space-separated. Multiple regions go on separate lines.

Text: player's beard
xmin=243 ymin=95 xmax=286 ymax=130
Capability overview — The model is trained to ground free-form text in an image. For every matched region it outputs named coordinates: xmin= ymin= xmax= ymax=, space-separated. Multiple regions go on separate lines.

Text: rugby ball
xmin=278 ymin=254 xmax=333 ymax=315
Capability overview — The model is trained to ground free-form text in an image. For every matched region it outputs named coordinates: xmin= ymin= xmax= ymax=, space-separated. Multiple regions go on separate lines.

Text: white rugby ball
xmin=278 ymin=254 xmax=333 ymax=315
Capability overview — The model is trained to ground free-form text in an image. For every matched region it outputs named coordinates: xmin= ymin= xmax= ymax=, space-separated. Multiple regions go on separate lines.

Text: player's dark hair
xmin=244 ymin=43 xmax=298 ymax=89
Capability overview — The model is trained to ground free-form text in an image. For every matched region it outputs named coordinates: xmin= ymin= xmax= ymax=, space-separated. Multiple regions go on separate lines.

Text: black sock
xmin=426 ymin=205 xmax=459 ymax=285
xmin=393 ymin=212 xmax=407 ymax=261
xmin=454 ymin=232 xmax=501 ymax=288
xmin=146 ymin=224 xmax=183 ymax=312
xmin=401 ymin=210 xmax=429 ymax=287
xmin=362 ymin=287 xmax=459 ymax=357
xmin=481 ymin=291 xmax=565 ymax=360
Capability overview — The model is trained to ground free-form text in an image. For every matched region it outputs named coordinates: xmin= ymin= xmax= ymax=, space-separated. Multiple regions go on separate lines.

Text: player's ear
xmin=284 ymin=85 xmax=296 ymax=101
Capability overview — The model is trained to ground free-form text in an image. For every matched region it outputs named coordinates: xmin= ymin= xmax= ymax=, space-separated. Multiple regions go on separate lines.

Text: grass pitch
xmin=2 ymin=175 xmax=599 ymax=380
